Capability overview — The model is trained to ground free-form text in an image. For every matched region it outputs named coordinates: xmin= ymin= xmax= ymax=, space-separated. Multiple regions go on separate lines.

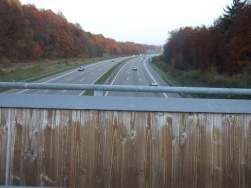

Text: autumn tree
xmin=1 ymin=0 xmax=161 ymax=61
xmin=219 ymin=0 xmax=247 ymax=74
xmin=163 ymin=0 xmax=251 ymax=75
xmin=227 ymin=2 xmax=251 ymax=73
xmin=0 ymin=0 xmax=31 ymax=61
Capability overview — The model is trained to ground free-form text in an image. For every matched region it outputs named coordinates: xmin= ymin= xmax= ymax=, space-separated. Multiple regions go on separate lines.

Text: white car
xmin=150 ymin=83 xmax=158 ymax=86
xmin=132 ymin=66 xmax=138 ymax=70
xmin=78 ymin=66 xmax=85 ymax=71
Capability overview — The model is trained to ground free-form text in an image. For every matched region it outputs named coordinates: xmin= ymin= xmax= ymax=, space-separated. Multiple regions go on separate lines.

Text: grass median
xmin=83 ymin=59 xmax=129 ymax=96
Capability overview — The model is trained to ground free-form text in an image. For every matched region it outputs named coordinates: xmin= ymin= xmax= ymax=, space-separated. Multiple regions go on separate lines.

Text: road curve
xmin=5 ymin=56 xmax=180 ymax=98
xmin=106 ymin=56 xmax=180 ymax=98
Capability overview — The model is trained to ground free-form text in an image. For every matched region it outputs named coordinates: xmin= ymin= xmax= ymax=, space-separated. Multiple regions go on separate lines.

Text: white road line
xmin=16 ymin=70 xmax=76 ymax=94
xmin=79 ymin=63 xmax=119 ymax=96
xmin=110 ymin=63 xmax=127 ymax=85
xmin=67 ymin=78 xmax=72 ymax=81
xmin=15 ymin=60 xmax=111 ymax=94
xmin=16 ymin=89 xmax=29 ymax=94
xmin=104 ymin=61 xmax=128 ymax=96
xmin=44 ymin=70 xmax=76 ymax=83
xmin=62 ymin=90 xmax=67 ymax=93
xmin=143 ymin=60 xmax=168 ymax=98
xmin=80 ymin=78 xmax=85 ymax=81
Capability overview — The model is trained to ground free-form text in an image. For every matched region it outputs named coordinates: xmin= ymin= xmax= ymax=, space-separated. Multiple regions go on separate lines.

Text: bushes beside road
xmin=0 ymin=58 xmax=104 ymax=83
xmin=150 ymin=56 xmax=251 ymax=99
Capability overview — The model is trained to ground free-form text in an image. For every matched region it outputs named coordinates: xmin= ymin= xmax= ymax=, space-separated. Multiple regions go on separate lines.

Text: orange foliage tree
xmin=0 ymin=0 xmax=161 ymax=62
xmin=163 ymin=0 xmax=251 ymax=75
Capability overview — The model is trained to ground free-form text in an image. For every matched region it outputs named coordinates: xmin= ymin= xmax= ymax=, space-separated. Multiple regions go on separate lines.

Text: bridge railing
xmin=1 ymin=82 xmax=251 ymax=96
xmin=0 ymin=82 xmax=251 ymax=188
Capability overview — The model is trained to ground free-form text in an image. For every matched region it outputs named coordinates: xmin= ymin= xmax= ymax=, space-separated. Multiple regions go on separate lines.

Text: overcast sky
xmin=19 ymin=0 xmax=234 ymax=46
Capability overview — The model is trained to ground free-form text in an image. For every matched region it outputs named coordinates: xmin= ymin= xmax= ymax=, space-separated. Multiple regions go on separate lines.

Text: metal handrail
xmin=1 ymin=82 xmax=251 ymax=95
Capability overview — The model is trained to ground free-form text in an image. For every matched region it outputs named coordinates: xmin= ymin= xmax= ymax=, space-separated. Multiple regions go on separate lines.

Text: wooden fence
xmin=1 ymin=107 xmax=251 ymax=188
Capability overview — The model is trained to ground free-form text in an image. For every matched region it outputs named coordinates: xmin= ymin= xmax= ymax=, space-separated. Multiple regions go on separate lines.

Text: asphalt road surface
xmin=106 ymin=56 xmax=180 ymax=98
xmin=6 ymin=57 xmax=128 ymax=95
xmin=6 ymin=56 xmax=180 ymax=98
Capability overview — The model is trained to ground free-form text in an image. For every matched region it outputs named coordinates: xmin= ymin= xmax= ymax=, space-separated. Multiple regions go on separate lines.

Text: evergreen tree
xmin=220 ymin=0 xmax=247 ymax=31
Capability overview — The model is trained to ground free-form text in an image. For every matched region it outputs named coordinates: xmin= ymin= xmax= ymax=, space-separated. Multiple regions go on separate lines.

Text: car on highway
xmin=78 ymin=66 xmax=85 ymax=71
xmin=150 ymin=83 xmax=158 ymax=86
xmin=132 ymin=66 xmax=138 ymax=70
xmin=111 ymin=60 xmax=115 ymax=62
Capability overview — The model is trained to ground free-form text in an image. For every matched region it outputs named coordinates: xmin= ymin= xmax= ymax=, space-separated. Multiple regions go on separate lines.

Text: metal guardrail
xmin=20 ymin=66 xmax=75 ymax=82
xmin=1 ymin=82 xmax=251 ymax=96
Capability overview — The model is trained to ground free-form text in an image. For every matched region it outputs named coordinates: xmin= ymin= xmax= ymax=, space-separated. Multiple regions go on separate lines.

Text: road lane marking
xmin=80 ymin=78 xmax=85 ymax=81
xmin=43 ymin=70 xmax=76 ymax=83
xmin=78 ymin=62 xmax=122 ymax=96
xmin=105 ymin=61 xmax=129 ymax=96
xmin=16 ymin=70 xmax=76 ymax=94
xmin=15 ymin=60 xmax=115 ymax=94
xmin=143 ymin=60 xmax=168 ymax=98
xmin=16 ymin=89 xmax=29 ymax=94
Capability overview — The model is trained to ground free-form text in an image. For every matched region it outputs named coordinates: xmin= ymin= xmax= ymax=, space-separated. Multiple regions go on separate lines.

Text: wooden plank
xmin=212 ymin=114 xmax=223 ymax=188
xmin=0 ymin=108 xmax=250 ymax=188
xmin=247 ymin=116 xmax=251 ymax=188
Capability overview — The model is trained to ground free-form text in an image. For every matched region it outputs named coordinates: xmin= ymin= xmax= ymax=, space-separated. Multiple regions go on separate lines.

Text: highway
xmin=106 ymin=56 xmax=180 ymax=98
xmin=6 ymin=57 xmax=128 ymax=95
xmin=6 ymin=56 xmax=180 ymax=98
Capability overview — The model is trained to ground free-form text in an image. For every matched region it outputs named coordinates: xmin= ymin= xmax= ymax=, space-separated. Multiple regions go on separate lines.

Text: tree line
xmin=0 ymin=0 xmax=160 ymax=63
xmin=163 ymin=0 xmax=251 ymax=76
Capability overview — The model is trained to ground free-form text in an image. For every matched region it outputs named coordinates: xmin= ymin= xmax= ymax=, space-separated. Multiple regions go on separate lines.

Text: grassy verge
xmin=0 ymin=57 xmax=108 ymax=83
xmin=0 ymin=57 xmax=109 ymax=92
xmin=150 ymin=56 xmax=251 ymax=99
xmin=84 ymin=59 xmax=129 ymax=96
